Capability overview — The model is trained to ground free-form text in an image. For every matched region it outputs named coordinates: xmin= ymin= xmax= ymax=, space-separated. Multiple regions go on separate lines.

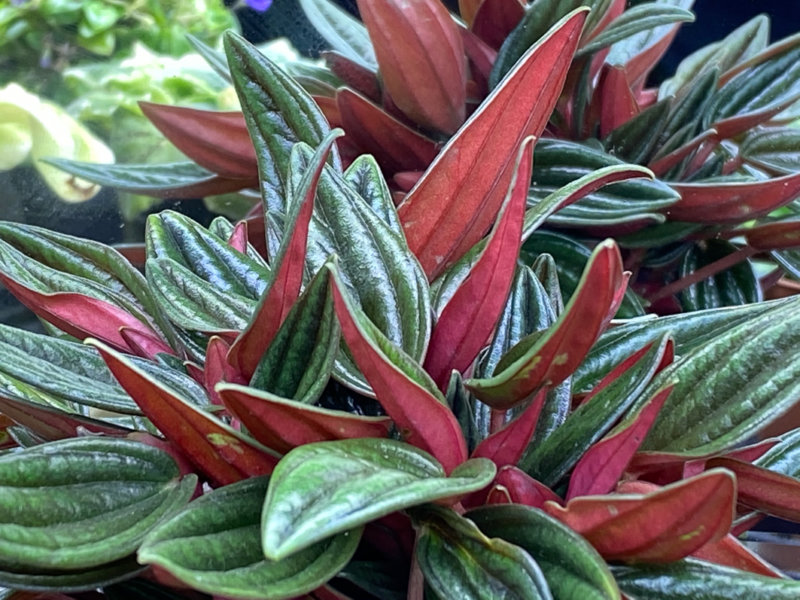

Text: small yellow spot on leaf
xmin=207 ymin=433 xmax=244 ymax=454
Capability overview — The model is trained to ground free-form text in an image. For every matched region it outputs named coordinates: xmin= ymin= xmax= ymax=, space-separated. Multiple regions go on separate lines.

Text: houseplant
xmin=0 ymin=0 xmax=800 ymax=598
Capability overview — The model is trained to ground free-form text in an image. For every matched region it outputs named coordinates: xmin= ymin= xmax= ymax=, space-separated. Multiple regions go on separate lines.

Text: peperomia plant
xmin=1 ymin=1 xmax=800 ymax=599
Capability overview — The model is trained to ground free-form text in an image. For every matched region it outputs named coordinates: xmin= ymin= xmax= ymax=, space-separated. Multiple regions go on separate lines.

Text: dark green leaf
xmin=612 ymin=559 xmax=800 ymax=599
xmin=578 ymin=5 xmax=694 ymax=57
xmin=139 ymin=477 xmax=361 ymax=600
xmin=519 ymin=334 xmax=671 ymax=486
xmin=755 ymin=428 xmax=800 ymax=478
xmin=641 ymin=296 xmax=800 ymax=455
xmin=0 ymin=438 xmax=195 ymax=571
xmin=295 ymin=144 xmax=431 ymax=396
xmin=528 ymin=140 xmax=679 ymax=229
xmin=343 ymin=155 xmax=403 ymax=234
xmin=224 ymin=31 xmax=339 ymax=212
xmin=414 ymin=504 xmax=552 ymax=600
xmin=604 ymin=99 xmax=671 ymax=165
xmin=573 ymin=297 xmax=789 ymax=393
xmin=250 ymin=260 xmax=339 ymax=403
xmin=468 ymin=505 xmax=620 ymax=600
xmin=262 ymin=438 xmax=495 ymax=559
xmin=0 ymin=556 xmax=143 ymax=593
xmin=678 ymin=240 xmax=761 ymax=311
xmin=741 ymin=127 xmax=800 ymax=175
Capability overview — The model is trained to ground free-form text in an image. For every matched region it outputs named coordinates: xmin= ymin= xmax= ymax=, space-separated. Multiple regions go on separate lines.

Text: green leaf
xmin=262 ymin=438 xmax=495 ymax=560
xmin=413 ymin=504 xmax=552 ymax=600
xmin=298 ymin=0 xmax=377 ymax=69
xmin=678 ymin=240 xmax=761 ymax=311
xmin=139 ymin=477 xmax=361 ymax=600
xmin=146 ymin=257 xmax=254 ymax=333
xmin=519 ymin=334 xmax=671 ymax=486
xmin=641 ymin=296 xmax=800 ymax=456
xmin=578 ymin=4 xmax=694 ymax=57
xmin=467 ymin=505 xmax=620 ymax=600
xmin=756 ymin=428 xmax=800 ymax=478
xmin=0 ymin=324 xmax=137 ymax=415
xmin=250 ymin=260 xmax=339 ymax=403
xmin=0 ymin=438 xmax=195 ymax=571
xmin=528 ymin=140 xmax=679 ymax=229
xmin=612 ymin=559 xmax=800 ymax=599
xmin=224 ymin=31 xmax=339 ymax=212
xmin=295 ymin=144 xmax=431 ymax=396
xmin=45 ymin=159 xmax=246 ymax=198
xmin=572 ymin=297 xmax=789 ymax=393
xmin=741 ymin=127 xmax=800 ymax=175
xmin=0 ymin=557 xmax=143 ymax=593
xmin=604 ymin=98 xmax=671 ymax=165
xmin=343 ymin=154 xmax=403 ymax=234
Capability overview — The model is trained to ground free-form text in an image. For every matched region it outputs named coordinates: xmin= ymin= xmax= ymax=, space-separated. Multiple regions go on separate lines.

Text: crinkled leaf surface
xmin=413 ymin=504 xmax=552 ymax=600
xmin=641 ymin=296 xmax=800 ymax=456
xmin=468 ymin=505 xmax=620 ymax=600
xmin=0 ymin=437 xmax=194 ymax=571
xmin=139 ymin=477 xmax=361 ymax=600
xmin=678 ymin=240 xmax=761 ymax=311
xmin=299 ymin=0 xmax=377 ymax=69
xmin=261 ymin=438 xmax=495 ymax=560
xmin=0 ymin=557 xmax=144 ymax=594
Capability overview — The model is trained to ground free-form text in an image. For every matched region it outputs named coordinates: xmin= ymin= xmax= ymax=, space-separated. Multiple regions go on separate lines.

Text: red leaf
xmin=597 ymin=65 xmax=639 ymax=138
xmin=394 ymin=171 xmax=424 ymax=192
xmin=647 ymin=129 xmax=717 ymax=178
xmin=669 ymin=171 xmax=800 ymax=224
xmin=458 ymin=0 xmax=484 ymax=26
xmin=330 ymin=269 xmax=468 ymax=473
xmin=707 ymin=457 xmax=800 ymax=522
xmin=471 ymin=388 xmax=547 ymax=465
xmin=0 ymin=394 xmax=129 ymax=441
xmin=713 ymin=92 xmax=800 ymax=140
xmin=466 ymin=240 xmax=627 ymax=409
xmin=336 ymin=88 xmax=439 ymax=174
xmin=93 ymin=341 xmax=278 ymax=486
xmin=744 ymin=219 xmax=800 ymax=251
xmin=228 ymin=132 xmax=338 ymax=379
xmin=358 ymin=0 xmax=466 ymax=134
xmin=323 ymin=51 xmax=381 ymax=102
xmin=623 ymin=23 xmax=683 ymax=93
xmin=423 ymin=138 xmax=533 ymax=390
xmin=471 ymin=0 xmax=526 ymax=51
xmin=567 ymin=384 xmax=673 ymax=500
xmin=546 ymin=469 xmax=736 ymax=562
xmin=398 ymin=9 xmax=588 ymax=279
xmin=460 ymin=27 xmax=497 ymax=97
xmin=119 ymin=327 xmax=174 ymax=360
xmin=217 ymin=383 xmax=393 ymax=454
xmin=694 ymin=534 xmax=785 ymax=578
xmin=114 ymin=242 xmax=147 ymax=269
xmin=0 ymin=274 xmax=166 ymax=356
xmin=204 ymin=336 xmax=246 ymax=407
xmin=492 ymin=465 xmax=562 ymax=508
xmin=139 ymin=103 xmax=257 ymax=179
xmin=228 ymin=221 xmax=249 ymax=254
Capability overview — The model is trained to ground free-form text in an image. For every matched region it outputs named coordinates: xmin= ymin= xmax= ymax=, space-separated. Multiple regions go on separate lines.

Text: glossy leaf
xmin=45 ymin=159 xmax=252 ymax=199
xmin=581 ymin=5 xmax=694 ymax=57
xmin=218 ymin=383 xmax=392 ymax=454
xmin=489 ymin=467 xmax=562 ymax=509
xmin=342 ymin=154 xmax=404 ymax=233
xmin=471 ymin=0 xmax=526 ymax=52
xmin=612 ymin=559 xmax=800 ymax=599
xmin=298 ymin=0 xmax=377 ymax=69
xmin=545 ymin=469 xmax=735 ymax=562
xmin=567 ymin=384 xmax=673 ymax=499
xmin=741 ymin=128 xmax=800 ymax=175
xmin=92 ymin=341 xmax=279 ymax=485
xmin=413 ymin=504 xmax=552 ymax=600
xmin=357 ymin=0 xmax=465 ymax=134
xmin=693 ymin=534 xmax=784 ymax=578
xmin=527 ymin=140 xmax=679 ymax=230
xmin=228 ymin=132 xmax=338 ymax=379
xmin=139 ymin=477 xmax=361 ymax=600
xmin=329 ymin=268 xmax=466 ymax=472
xmin=678 ymin=240 xmax=761 ymax=311
xmin=0 ymin=557 xmax=144 ymax=594
xmin=518 ymin=334 xmax=671 ymax=486
xmin=668 ymin=171 xmax=800 ymax=224
xmin=139 ymin=103 xmax=257 ymax=179
xmin=424 ymin=138 xmax=533 ymax=390
xmin=468 ymin=505 xmax=621 ymax=600
xmin=297 ymin=145 xmax=431 ymax=395
xmin=641 ymin=296 xmax=800 ymax=456
xmin=573 ymin=297 xmax=790 ymax=393
xmin=0 ymin=437 xmax=194 ymax=570
xmin=224 ymin=31 xmax=339 ymax=211
xmin=249 ymin=261 xmax=339 ymax=402
xmin=398 ymin=9 xmax=588 ymax=279
xmin=336 ymin=88 xmax=439 ymax=174
xmin=261 ymin=438 xmax=495 ymax=560
xmin=466 ymin=240 xmax=626 ymax=410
